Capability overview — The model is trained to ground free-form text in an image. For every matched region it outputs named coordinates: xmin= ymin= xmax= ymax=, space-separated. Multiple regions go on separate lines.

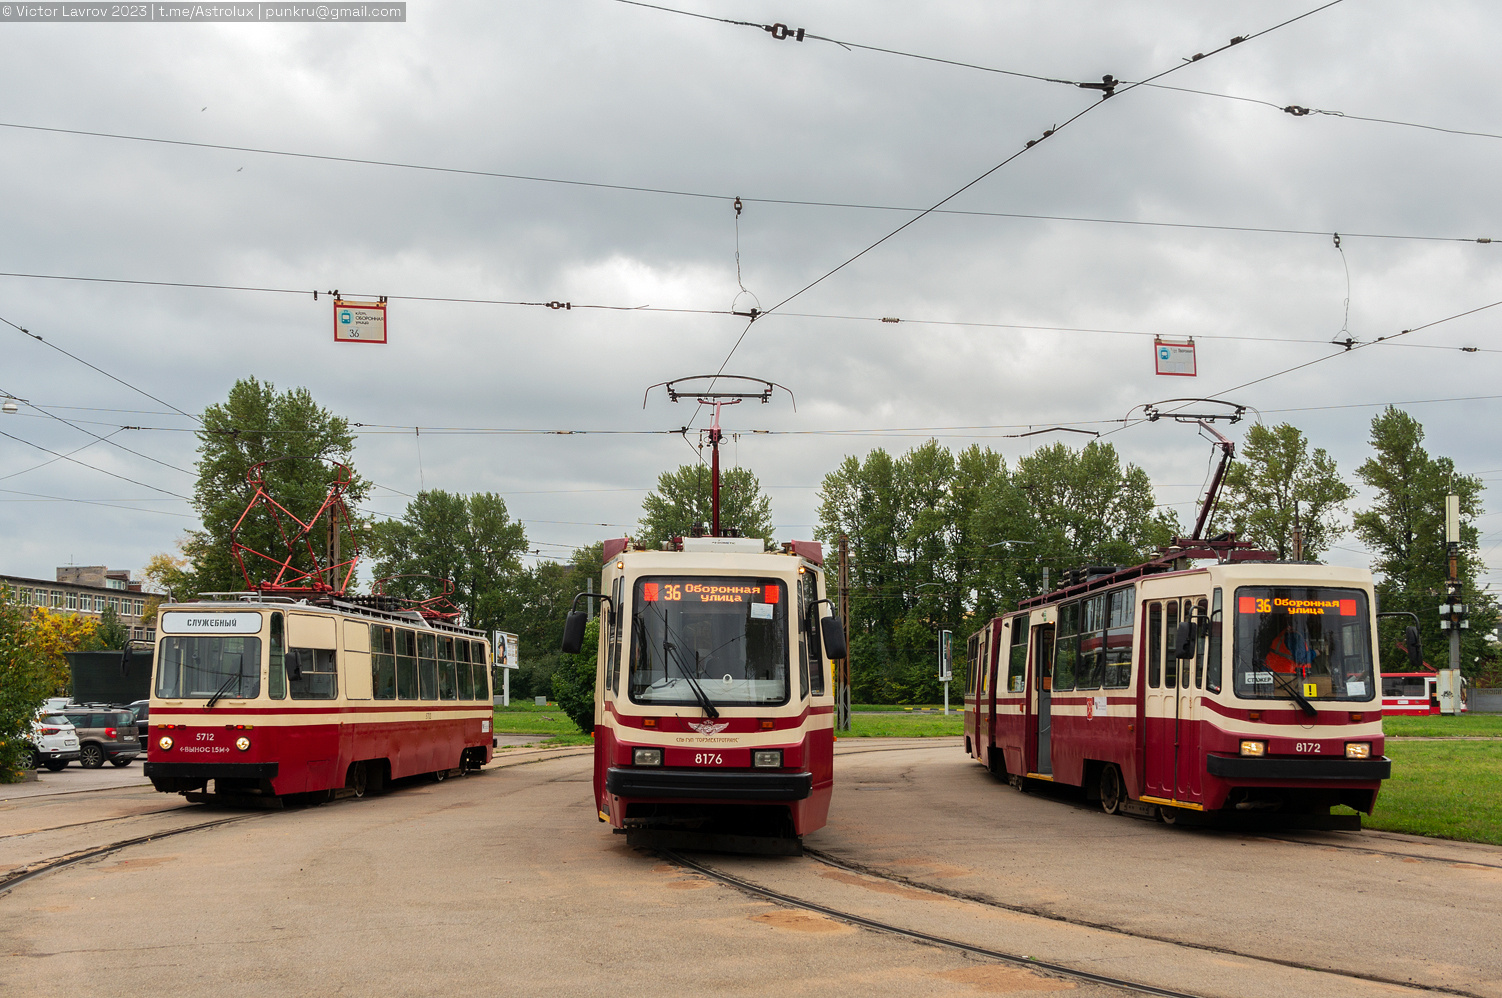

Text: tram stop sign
xmin=1154 ymin=336 xmax=1196 ymax=376
xmin=334 ymin=299 xmax=388 ymax=344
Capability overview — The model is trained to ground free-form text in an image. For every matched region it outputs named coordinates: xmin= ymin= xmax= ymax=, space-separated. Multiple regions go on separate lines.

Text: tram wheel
xmin=433 ymin=767 xmax=448 ymax=782
xmin=1159 ymin=805 xmax=1179 ymax=826
xmin=1099 ymin=765 xmax=1123 ymax=815
xmin=1008 ymin=774 xmax=1025 ymax=792
xmin=349 ymin=762 xmax=368 ymax=799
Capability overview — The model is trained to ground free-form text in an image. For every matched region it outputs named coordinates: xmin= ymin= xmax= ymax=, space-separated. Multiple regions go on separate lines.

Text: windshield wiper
xmin=1267 ymin=670 xmax=1318 ymax=716
xmin=204 ymin=670 xmax=238 ymax=709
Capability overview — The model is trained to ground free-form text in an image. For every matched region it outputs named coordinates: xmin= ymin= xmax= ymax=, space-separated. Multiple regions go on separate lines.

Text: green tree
xmin=0 ymin=586 xmax=52 ymax=781
xmin=369 ymin=490 xmax=528 ymax=626
xmin=1215 ymin=422 xmax=1352 ymax=559
xmin=477 ymin=544 xmax=601 ymax=701
xmin=552 ymin=616 xmax=599 ymax=733
xmin=189 ymin=378 xmax=367 ymax=595
xmin=83 ymin=604 xmax=130 ymax=651
xmin=637 ymin=464 xmax=774 ymax=547
xmin=1352 ymin=408 xmax=1496 ymax=677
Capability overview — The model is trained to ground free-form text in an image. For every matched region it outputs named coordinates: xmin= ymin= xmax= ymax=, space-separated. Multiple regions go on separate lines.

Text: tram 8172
xmin=562 ymin=535 xmax=846 ymax=845
xmin=964 ymin=541 xmax=1392 ymax=826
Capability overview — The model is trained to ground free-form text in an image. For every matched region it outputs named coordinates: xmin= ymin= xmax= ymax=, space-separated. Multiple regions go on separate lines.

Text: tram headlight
xmin=1238 ymin=740 xmax=1267 ymax=757
xmin=157 ymin=736 xmax=173 ymax=751
xmin=752 ymin=749 xmax=783 ymax=769
xmin=235 ymin=736 xmax=251 ymax=752
xmin=1345 ymin=742 xmax=1371 ymax=759
xmin=633 ymin=747 xmax=663 ymax=766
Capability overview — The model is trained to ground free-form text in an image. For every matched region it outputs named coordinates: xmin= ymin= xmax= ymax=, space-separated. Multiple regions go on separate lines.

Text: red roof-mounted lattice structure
xmin=230 ymin=459 xmax=360 ymax=598
xmin=373 ymin=574 xmax=462 ymax=623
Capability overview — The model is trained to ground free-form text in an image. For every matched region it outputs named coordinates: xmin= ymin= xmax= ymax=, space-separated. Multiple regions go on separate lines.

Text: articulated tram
xmin=964 ymin=540 xmax=1392 ymax=825
xmin=563 ymin=535 xmax=845 ymax=844
xmin=144 ymin=598 xmax=494 ymax=803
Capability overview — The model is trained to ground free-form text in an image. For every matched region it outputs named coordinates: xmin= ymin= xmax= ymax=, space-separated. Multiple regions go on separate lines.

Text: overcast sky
xmin=2 ymin=0 xmax=1500 ymax=595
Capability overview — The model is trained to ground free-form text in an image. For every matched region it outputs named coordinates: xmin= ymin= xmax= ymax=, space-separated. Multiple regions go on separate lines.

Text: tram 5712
xmin=964 ymin=539 xmax=1392 ymax=825
xmin=562 ymin=535 xmax=846 ymax=845
xmin=144 ymin=598 xmax=495 ymax=803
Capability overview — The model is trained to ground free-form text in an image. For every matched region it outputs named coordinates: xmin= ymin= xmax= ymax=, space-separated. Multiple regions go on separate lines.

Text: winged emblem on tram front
xmin=688 ymin=719 xmax=730 ymax=735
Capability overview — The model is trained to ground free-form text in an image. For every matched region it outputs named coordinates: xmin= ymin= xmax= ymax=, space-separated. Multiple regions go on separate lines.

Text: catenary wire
xmin=0 ymin=486 xmax=196 ymax=518
xmin=0 ymin=428 xmax=191 ymax=499
xmin=715 ymin=0 xmax=1350 ymax=373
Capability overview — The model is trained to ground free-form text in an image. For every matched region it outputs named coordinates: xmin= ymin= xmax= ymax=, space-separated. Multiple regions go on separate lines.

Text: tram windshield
xmin=628 ymin=576 xmax=789 ymax=707
xmin=156 ymin=636 xmax=262 ymax=699
xmin=1232 ymin=587 xmax=1374 ymax=701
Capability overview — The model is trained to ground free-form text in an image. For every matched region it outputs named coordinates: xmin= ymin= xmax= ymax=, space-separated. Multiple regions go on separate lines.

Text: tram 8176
xmin=562 ymin=535 xmax=846 ymax=845
xmin=144 ymin=598 xmax=494 ymax=803
xmin=964 ymin=542 xmax=1392 ymax=825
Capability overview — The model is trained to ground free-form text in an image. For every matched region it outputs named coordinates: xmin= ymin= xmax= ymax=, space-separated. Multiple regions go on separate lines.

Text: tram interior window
xmin=396 ymin=629 xmax=419 ymax=700
xmin=1008 ymin=616 xmax=1029 ymax=693
xmin=371 ymin=625 xmax=396 ymax=700
xmin=1054 ymin=602 xmax=1079 ymax=690
xmin=967 ymin=633 xmax=980 ymax=696
xmin=1103 ymin=587 xmax=1134 ymax=689
xmin=287 ymin=648 xmax=337 ymax=700
xmin=1164 ymin=602 xmax=1179 ymax=688
xmin=455 ymin=639 xmax=474 ymax=700
xmin=800 ymin=571 xmax=824 ymax=697
xmin=472 ymin=641 xmax=490 ymax=699
xmin=1147 ymin=603 xmax=1162 ymax=688
xmin=418 ymin=632 xmax=438 ymax=700
xmin=1206 ymin=589 xmax=1223 ymax=693
xmin=156 ymin=636 xmax=263 ymax=699
xmin=269 ymin=612 xmax=285 ymax=700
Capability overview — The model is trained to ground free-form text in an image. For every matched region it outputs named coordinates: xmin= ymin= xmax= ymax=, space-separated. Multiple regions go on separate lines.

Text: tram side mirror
xmin=1405 ymin=625 xmax=1424 ymax=671
xmin=560 ymin=610 xmax=588 ymax=655
xmin=1173 ymin=620 xmax=1196 ymax=661
xmin=819 ymin=616 xmax=848 ymax=661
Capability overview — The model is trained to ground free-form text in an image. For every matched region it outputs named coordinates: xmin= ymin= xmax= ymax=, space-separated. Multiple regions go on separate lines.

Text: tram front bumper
xmin=1206 ymin=755 xmax=1392 ymax=781
xmin=144 ymin=761 xmax=280 ymax=780
xmin=606 ymin=767 xmax=813 ymax=801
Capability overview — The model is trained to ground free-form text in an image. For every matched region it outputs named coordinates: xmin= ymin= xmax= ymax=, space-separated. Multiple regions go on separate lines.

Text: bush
xmin=552 ymin=618 xmax=599 ymax=734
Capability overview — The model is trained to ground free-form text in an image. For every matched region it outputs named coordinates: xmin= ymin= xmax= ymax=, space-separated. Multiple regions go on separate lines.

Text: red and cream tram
xmin=561 ymin=534 xmax=845 ymax=845
xmin=144 ymin=599 xmax=494 ymax=803
xmin=964 ymin=538 xmax=1392 ymax=825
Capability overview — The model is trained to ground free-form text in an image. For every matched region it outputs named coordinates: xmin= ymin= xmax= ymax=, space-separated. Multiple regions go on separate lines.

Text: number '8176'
xmin=694 ymin=752 xmax=724 ymax=765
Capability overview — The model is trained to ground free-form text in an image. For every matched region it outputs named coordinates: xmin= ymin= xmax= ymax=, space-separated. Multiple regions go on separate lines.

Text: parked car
xmin=57 ymin=705 xmax=139 ymax=768
xmin=128 ymin=699 xmax=150 ymax=751
xmin=30 ymin=712 xmax=81 ymax=771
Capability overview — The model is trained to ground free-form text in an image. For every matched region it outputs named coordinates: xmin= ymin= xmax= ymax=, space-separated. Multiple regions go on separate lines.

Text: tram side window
xmin=1007 ymin=615 xmax=1029 ymax=693
xmin=437 ymin=635 xmax=458 ymax=700
xmin=1164 ymin=601 xmax=1179 ymax=688
xmin=269 ymin=611 xmax=286 ymax=700
xmin=418 ymin=633 xmax=438 ymax=700
xmin=371 ymin=625 xmax=396 ymax=700
xmin=800 ymin=571 xmax=825 ymax=697
xmin=1075 ymin=595 xmax=1106 ymax=690
xmin=1054 ymin=602 xmax=1079 ymax=690
xmin=472 ymin=641 xmax=490 ymax=700
xmin=796 ymin=572 xmax=813 ymax=700
xmin=967 ymin=633 xmax=980 ymax=696
xmin=455 ymin=639 xmax=474 ymax=700
xmin=287 ymin=648 xmax=337 ymax=699
xmin=396 ymin=629 xmax=419 ymax=700
xmin=1206 ymin=589 xmax=1223 ymax=693
xmin=1147 ymin=603 xmax=1162 ymax=688
xmin=1193 ymin=598 xmax=1208 ymax=689
xmin=607 ymin=576 xmax=623 ymax=694
xmin=1103 ymin=587 xmax=1135 ymax=689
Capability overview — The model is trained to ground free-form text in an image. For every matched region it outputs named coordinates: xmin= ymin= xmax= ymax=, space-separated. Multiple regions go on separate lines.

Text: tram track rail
xmin=0 ymin=802 xmax=198 ymax=842
xmin=663 ymin=849 xmax=1205 ymax=998
xmin=792 ymin=847 xmax=1484 ymax=998
xmin=0 ymin=812 xmax=266 ymax=896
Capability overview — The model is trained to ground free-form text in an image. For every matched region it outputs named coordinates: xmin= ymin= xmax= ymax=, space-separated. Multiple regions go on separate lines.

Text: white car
xmin=30 ymin=713 xmax=81 ymax=771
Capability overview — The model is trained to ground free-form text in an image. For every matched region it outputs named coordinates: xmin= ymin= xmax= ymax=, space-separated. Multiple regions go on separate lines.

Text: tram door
xmin=1031 ymin=623 xmax=1055 ymax=775
xmin=1175 ymin=598 xmax=1209 ymax=802
xmin=980 ymin=620 xmax=1005 ymax=770
xmin=1144 ymin=600 xmax=1176 ymax=797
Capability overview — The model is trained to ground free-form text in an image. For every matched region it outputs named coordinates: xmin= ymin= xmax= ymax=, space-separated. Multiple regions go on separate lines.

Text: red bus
xmin=145 ymin=599 xmax=494 ymax=803
xmin=965 ymin=549 xmax=1391 ymax=825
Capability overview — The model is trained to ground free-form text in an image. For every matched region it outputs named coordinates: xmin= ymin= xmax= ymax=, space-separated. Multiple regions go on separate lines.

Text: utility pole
xmin=1438 ymin=494 xmax=1467 ymax=715
xmin=837 ymin=532 xmax=851 ymax=732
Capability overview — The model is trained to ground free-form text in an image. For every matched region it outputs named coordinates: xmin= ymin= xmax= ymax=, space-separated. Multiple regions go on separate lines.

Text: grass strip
xmin=1383 ymin=714 xmax=1502 ymax=738
xmin=1361 ymin=739 xmax=1502 ymax=845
